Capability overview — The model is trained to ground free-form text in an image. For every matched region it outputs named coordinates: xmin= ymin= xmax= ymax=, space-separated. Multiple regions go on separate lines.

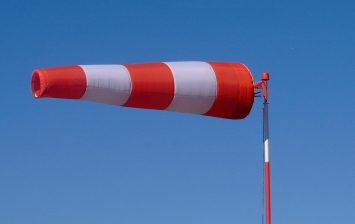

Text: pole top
xmin=254 ymin=72 xmax=270 ymax=102
xmin=262 ymin=72 xmax=270 ymax=81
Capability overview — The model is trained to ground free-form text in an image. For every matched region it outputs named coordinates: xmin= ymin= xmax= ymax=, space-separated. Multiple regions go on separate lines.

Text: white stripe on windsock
xmin=164 ymin=62 xmax=216 ymax=114
xmin=80 ymin=65 xmax=131 ymax=105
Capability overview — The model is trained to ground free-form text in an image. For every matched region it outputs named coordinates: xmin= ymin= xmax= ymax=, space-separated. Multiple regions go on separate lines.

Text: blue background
xmin=1 ymin=0 xmax=354 ymax=223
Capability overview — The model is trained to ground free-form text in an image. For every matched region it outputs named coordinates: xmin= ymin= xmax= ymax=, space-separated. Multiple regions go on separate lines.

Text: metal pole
xmin=262 ymin=73 xmax=271 ymax=224
xmin=264 ymin=102 xmax=271 ymax=224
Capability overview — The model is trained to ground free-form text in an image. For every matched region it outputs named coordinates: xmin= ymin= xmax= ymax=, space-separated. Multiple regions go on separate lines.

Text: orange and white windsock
xmin=31 ymin=62 xmax=255 ymax=119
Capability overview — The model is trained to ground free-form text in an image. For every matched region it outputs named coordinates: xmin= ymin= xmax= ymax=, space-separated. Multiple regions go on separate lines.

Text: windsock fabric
xmin=31 ymin=61 xmax=254 ymax=119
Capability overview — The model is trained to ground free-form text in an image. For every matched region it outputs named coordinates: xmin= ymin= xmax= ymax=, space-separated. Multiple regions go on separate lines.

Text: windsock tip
xmin=31 ymin=70 xmax=45 ymax=98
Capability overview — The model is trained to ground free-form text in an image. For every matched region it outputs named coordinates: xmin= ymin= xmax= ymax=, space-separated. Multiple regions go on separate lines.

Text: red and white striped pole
xmin=256 ymin=72 xmax=271 ymax=224
xmin=262 ymin=73 xmax=271 ymax=224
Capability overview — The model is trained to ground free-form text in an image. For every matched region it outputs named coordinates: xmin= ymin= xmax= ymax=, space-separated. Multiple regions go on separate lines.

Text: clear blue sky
xmin=1 ymin=0 xmax=354 ymax=223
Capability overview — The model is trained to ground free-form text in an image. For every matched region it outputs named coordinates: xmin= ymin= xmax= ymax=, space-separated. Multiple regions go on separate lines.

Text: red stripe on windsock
xmin=205 ymin=62 xmax=254 ymax=119
xmin=31 ymin=66 xmax=87 ymax=99
xmin=123 ymin=63 xmax=174 ymax=110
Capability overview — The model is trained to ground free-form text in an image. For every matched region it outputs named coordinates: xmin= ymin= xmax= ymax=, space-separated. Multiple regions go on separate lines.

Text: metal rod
xmin=261 ymin=72 xmax=270 ymax=224
xmin=255 ymin=72 xmax=271 ymax=224
xmin=263 ymin=102 xmax=271 ymax=224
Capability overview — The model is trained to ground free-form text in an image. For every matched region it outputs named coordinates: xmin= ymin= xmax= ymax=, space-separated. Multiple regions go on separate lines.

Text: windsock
xmin=31 ymin=62 xmax=254 ymax=119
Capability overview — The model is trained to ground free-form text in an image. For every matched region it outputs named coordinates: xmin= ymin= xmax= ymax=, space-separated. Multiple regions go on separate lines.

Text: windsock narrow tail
xmin=31 ymin=66 xmax=87 ymax=99
xmin=31 ymin=62 xmax=255 ymax=119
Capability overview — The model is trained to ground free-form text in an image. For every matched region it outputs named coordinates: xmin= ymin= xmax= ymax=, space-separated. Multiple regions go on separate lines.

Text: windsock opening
xmin=31 ymin=70 xmax=43 ymax=98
